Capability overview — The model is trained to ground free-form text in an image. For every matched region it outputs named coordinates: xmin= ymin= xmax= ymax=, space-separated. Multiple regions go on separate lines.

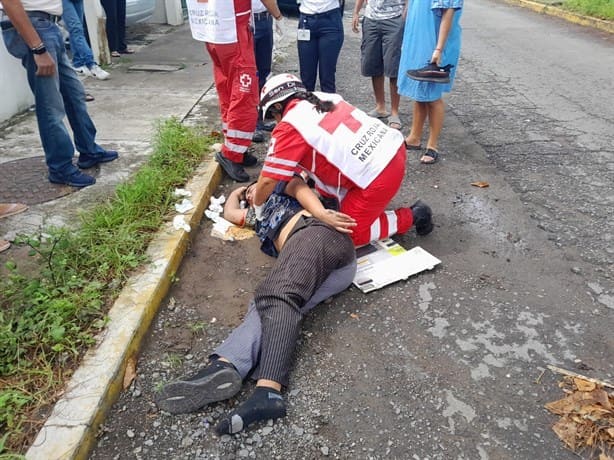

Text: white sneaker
xmin=89 ymin=64 xmax=110 ymax=80
xmin=74 ymin=65 xmax=93 ymax=77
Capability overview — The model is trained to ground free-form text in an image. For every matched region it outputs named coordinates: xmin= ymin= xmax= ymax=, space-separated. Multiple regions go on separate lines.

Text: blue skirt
xmin=397 ymin=1 xmax=463 ymax=102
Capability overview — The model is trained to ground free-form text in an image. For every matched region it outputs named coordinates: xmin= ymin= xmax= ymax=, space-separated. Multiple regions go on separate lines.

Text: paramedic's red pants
xmin=206 ymin=14 xmax=258 ymax=163
xmin=340 ymin=146 xmax=413 ymax=246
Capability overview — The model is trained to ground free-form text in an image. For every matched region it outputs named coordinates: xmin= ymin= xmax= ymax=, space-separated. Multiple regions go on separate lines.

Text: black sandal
xmin=420 ymin=148 xmax=439 ymax=164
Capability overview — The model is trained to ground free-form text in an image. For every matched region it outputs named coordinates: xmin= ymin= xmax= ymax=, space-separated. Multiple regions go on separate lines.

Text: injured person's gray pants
xmin=213 ymin=221 xmax=356 ymax=386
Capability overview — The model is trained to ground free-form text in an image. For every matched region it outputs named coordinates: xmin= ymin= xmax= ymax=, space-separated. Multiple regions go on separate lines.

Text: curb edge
xmin=504 ymin=0 xmax=614 ymax=34
xmin=25 ymin=159 xmax=223 ymax=460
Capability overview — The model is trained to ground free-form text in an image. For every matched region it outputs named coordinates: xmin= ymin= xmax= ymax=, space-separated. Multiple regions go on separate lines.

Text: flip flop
xmin=85 ymin=93 xmax=95 ymax=102
xmin=110 ymin=51 xmax=121 ymax=57
xmin=367 ymin=108 xmax=390 ymax=119
xmin=420 ymin=148 xmax=439 ymax=164
xmin=404 ymin=141 xmax=422 ymax=151
xmin=388 ymin=115 xmax=402 ymax=130
xmin=119 ymin=48 xmax=135 ymax=54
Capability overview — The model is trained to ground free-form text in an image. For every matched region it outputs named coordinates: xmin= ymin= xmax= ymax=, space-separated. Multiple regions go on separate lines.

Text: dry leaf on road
xmin=123 ymin=357 xmax=137 ymax=390
xmin=546 ymin=376 xmax=614 ymax=458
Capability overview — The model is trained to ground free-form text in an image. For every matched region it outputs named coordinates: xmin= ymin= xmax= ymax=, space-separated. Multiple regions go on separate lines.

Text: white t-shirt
xmin=251 ymin=0 xmax=266 ymax=14
xmin=299 ymin=0 xmax=340 ymax=15
xmin=0 ymin=0 xmax=62 ymax=16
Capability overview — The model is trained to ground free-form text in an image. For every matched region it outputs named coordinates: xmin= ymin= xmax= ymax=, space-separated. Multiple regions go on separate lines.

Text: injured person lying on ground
xmin=155 ymin=179 xmax=357 ymax=435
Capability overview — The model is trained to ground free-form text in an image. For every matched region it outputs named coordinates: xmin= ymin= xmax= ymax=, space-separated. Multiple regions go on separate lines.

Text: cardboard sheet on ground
xmin=353 ymin=239 xmax=441 ymax=293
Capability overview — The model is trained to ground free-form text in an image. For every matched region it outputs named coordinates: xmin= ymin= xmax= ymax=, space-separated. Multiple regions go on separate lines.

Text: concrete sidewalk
xmin=0 ymin=22 xmax=212 ymax=241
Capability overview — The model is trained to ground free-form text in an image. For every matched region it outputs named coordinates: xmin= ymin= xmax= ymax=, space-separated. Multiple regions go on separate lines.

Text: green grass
xmin=0 ymin=118 xmax=214 ymax=455
xmin=561 ymin=0 xmax=614 ymax=19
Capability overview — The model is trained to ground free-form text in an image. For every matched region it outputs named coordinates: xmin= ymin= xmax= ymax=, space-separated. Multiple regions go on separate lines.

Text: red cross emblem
xmin=318 ymin=101 xmax=362 ymax=134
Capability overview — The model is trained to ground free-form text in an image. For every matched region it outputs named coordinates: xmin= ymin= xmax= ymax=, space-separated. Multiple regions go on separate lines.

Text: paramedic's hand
xmin=317 ymin=209 xmax=357 ymax=234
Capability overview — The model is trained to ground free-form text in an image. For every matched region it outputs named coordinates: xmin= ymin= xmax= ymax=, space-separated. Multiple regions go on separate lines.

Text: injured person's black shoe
xmin=406 ymin=62 xmax=453 ymax=84
xmin=242 ymin=150 xmax=258 ymax=167
xmin=410 ymin=200 xmax=434 ymax=236
xmin=215 ymin=386 xmax=286 ymax=435
xmin=155 ymin=360 xmax=242 ymax=414
xmin=215 ymin=152 xmax=250 ymax=182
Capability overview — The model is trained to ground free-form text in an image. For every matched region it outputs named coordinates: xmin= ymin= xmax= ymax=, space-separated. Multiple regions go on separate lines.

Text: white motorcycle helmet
xmin=259 ymin=73 xmax=307 ymax=119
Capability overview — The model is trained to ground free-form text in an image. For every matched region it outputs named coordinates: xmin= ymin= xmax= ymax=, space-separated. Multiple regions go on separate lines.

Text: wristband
xmin=31 ymin=43 xmax=47 ymax=55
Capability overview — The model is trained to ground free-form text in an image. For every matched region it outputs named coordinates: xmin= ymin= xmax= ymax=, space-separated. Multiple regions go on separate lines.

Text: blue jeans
xmin=297 ymin=8 xmax=344 ymax=93
xmin=2 ymin=16 xmax=106 ymax=175
xmin=62 ymin=0 xmax=96 ymax=68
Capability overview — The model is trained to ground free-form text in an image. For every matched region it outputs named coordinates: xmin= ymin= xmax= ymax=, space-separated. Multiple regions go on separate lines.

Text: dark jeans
xmin=254 ymin=13 xmax=273 ymax=90
xmin=253 ymin=13 xmax=273 ymax=128
xmin=100 ymin=0 xmax=127 ymax=52
xmin=297 ymin=7 xmax=344 ymax=93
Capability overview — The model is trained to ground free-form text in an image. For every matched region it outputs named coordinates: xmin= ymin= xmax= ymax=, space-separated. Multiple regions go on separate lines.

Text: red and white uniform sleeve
xmin=261 ymin=122 xmax=309 ymax=182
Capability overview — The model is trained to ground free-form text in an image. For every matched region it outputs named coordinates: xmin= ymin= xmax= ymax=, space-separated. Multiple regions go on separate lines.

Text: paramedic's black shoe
xmin=259 ymin=120 xmax=276 ymax=132
xmin=252 ymin=130 xmax=265 ymax=143
xmin=242 ymin=150 xmax=258 ymax=167
xmin=155 ymin=360 xmax=242 ymax=414
xmin=406 ymin=63 xmax=453 ymax=84
xmin=215 ymin=152 xmax=250 ymax=182
xmin=410 ymin=201 xmax=433 ymax=236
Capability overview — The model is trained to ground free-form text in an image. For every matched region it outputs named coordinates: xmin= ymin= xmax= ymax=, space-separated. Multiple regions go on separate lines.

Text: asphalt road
xmin=92 ymin=1 xmax=613 ymax=459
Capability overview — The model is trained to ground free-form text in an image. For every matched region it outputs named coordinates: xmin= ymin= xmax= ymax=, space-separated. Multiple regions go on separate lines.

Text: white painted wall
xmin=0 ymin=0 xmax=182 ymax=123
xmin=151 ymin=0 xmax=183 ymax=26
xmin=0 ymin=42 xmax=34 ymax=123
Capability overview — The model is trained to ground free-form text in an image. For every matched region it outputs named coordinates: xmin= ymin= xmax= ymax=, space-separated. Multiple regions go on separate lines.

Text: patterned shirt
xmin=365 ymin=0 xmax=405 ymax=21
xmin=431 ymin=0 xmax=463 ymax=10
xmin=255 ymin=184 xmax=303 ymax=258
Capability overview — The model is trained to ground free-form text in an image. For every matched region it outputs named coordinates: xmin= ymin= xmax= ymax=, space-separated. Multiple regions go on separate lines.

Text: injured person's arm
xmin=223 ymin=185 xmax=249 ymax=226
xmin=223 ymin=184 xmax=257 ymax=228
